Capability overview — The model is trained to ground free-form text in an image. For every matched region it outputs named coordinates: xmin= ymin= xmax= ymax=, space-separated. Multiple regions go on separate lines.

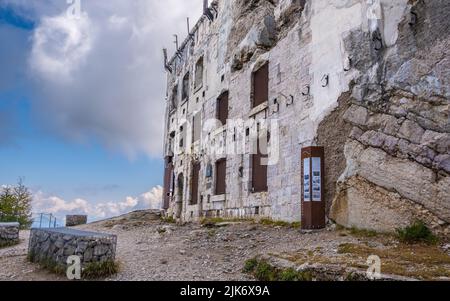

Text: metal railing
xmin=31 ymin=213 xmax=64 ymax=228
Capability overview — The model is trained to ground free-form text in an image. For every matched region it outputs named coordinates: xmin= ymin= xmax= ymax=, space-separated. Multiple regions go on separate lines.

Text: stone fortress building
xmin=162 ymin=0 xmax=449 ymax=234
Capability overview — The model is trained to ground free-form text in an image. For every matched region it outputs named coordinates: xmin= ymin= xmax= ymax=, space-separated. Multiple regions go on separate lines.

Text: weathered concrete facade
xmin=162 ymin=0 xmax=449 ymax=234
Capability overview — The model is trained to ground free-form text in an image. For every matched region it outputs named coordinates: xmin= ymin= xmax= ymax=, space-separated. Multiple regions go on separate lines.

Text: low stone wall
xmin=0 ymin=222 xmax=20 ymax=246
xmin=66 ymin=215 xmax=88 ymax=227
xmin=28 ymin=228 xmax=117 ymax=269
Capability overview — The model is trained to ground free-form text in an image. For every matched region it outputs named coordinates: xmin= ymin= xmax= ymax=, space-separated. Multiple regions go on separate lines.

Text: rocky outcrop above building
xmin=229 ymin=0 xmax=305 ymax=71
xmin=329 ymin=0 xmax=450 ymax=234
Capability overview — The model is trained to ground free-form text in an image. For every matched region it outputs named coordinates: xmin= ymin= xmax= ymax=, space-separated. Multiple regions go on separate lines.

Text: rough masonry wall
xmin=28 ymin=228 xmax=117 ymax=268
xmin=163 ymin=0 xmax=449 ymax=233
xmin=0 ymin=223 xmax=19 ymax=245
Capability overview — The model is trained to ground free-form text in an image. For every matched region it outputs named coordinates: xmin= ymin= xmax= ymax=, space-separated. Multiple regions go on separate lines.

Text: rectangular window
xmin=170 ymin=84 xmax=178 ymax=111
xmin=215 ymin=159 xmax=226 ymax=195
xmin=192 ymin=112 xmax=201 ymax=142
xmin=163 ymin=157 xmax=174 ymax=209
xmin=251 ymin=128 xmax=268 ymax=193
xmin=190 ymin=162 xmax=201 ymax=205
xmin=194 ymin=57 xmax=204 ymax=89
xmin=252 ymin=63 xmax=269 ymax=108
xmin=182 ymin=72 xmax=190 ymax=101
xmin=217 ymin=91 xmax=229 ymax=126
xmin=179 ymin=124 xmax=186 ymax=148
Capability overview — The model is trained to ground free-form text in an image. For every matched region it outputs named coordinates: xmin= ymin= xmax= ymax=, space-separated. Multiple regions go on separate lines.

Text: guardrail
xmin=31 ymin=213 xmax=63 ymax=228
xmin=0 ymin=211 xmax=64 ymax=228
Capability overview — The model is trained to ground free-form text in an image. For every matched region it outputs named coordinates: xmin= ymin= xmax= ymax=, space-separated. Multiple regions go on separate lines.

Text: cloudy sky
xmin=0 ymin=0 xmax=202 ymax=223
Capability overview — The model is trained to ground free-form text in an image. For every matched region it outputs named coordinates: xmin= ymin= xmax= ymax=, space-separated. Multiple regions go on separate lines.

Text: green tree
xmin=0 ymin=179 xmax=33 ymax=229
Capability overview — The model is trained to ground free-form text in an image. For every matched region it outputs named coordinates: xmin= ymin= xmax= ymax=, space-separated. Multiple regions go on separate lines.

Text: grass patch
xmin=259 ymin=218 xmax=301 ymax=229
xmin=336 ymin=225 xmax=379 ymax=238
xmin=349 ymin=227 xmax=378 ymax=238
xmin=28 ymin=251 xmax=119 ymax=279
xmin=27 ymin=252 xmax=66 ymax=275
xmin=396 ymin=220 xmax=438 ymax=245
xmin=82 ymin=260 xmax=120 ymax=280
xmin=337 ymin=242 xmax=450 ymax=280
xmin=162 ymin=216 xmax=176 ymax=224
xmin=200 ymin=217 xmax=252 ymax=227
xmin=243 ymin=257 xmax=312 ymax=281
xmin=0 ymin=239 xmax=20 ymax=249
xmin=279 ymin=268 xmax=312 ymax=281
xmin=243 ymin=258 xmax=259 ymax=273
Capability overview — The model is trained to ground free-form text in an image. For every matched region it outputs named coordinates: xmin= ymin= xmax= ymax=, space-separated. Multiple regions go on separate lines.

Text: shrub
xmin=279 ymin=268 xmax=313 ymax=281
xmin=162 ymin=216 xmax=176 ymax=224
xmin=82 ymin=260 xmax=120 ymax=279
xmin=242 ymin=258 xmax=259 ymax=273
xmin=0 ymin=179 xmax=33 ymax=229
xmin=254 ymin=260 xmax=278 ymax=281
xmin=396 ymin=221 xmax=438 ymax=244
xmin=243 ymin=258 xmax=313 ymax=281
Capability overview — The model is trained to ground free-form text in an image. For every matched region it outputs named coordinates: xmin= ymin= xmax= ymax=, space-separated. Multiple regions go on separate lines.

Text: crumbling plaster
xmin=163 ymin=0 xmax=449 ymax=233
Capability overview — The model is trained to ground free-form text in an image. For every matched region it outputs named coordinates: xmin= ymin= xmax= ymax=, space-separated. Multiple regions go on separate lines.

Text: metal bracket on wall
xmin=409 ymin=11 xmax=417 ymax=26
xmin=286 ymin=94 xmax=294 ymax=106
xmin=302 ymin=85 xmax=310 ymax=96
xmin=321 ymin=74 xmax=329 ymax=87
xmin=272 ymin=98 xmax=280 ymax=113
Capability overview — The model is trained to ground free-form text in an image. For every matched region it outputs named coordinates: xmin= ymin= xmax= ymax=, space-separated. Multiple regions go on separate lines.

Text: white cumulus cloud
xmin=23 ymin=0 xmax=203 ymax=158
xmin=32 ymin=186 xmax=163 ymax=222
xmin=30 ymin=13 xmax=93 ymax=82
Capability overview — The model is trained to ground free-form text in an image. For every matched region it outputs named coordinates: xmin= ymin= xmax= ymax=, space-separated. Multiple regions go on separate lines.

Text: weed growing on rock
xmin=396 ymin=221 xmax=438 ymax=245
xmin=243 ymin=257 xmax=312 ymax=281
xmin=82 ymin=260 xmax=120 ymax=279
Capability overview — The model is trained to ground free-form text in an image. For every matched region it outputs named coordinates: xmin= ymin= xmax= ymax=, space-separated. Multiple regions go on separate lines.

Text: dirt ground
xmin=0 ymin=211 xmax=449 ymax=281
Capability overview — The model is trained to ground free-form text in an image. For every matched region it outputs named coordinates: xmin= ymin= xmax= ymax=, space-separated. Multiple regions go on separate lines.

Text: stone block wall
xmin=28 ymin=228 xmax=117 ymax=269
xmin=162 ymin=0 xmax=449 ymax=233
xmin=66 ymin=215 xmax=88 ymax=227
xmin=0 ymin=222 xmax=20 ymax=246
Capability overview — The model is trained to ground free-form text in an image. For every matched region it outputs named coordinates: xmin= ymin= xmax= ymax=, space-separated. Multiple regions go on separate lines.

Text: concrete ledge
xmin=0 ymin=222 xmax=20 ymax=246
xmin=28 ymin=228 xmax=117 ymax=269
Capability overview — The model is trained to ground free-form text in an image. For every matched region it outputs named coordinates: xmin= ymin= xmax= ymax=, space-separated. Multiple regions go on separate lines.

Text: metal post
xmin=48 ymin=214 xmax=52 ymax=228
xmin=39 ymin=213 xmax=43 ymax=228
xmin=54 ymin=218 xmax=57 ymax=228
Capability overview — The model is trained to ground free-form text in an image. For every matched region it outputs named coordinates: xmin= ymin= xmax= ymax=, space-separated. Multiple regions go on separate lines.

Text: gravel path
xmin=0 ymin=216 xmax=363 ymax=281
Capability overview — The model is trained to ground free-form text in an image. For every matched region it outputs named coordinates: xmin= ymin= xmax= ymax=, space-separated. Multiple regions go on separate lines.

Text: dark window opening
xmin=182 ymin=72 xmax=190 ymax=101
xmin=194 ymin=57 xmax=204 ymax=89
xmin=251 ymin=129 xmax=268 ymax=193
xmin=177 ymin=173 xmax=184 ymax=200
xmin=163 ymin=157 xmax=174 ymax=209
xmin=179 ymin=123 xmax=186 ymax=148
xmin=252 ymin=62 xmax=269 ymax=108
xmin=217 ymin=91 xmax=229 ymax=126
xmin=215 ymin=159 xmax=226 ymax=195
xmin=190 ymin=162 xmax=201 ymax=205
xmin=170 ymin=85 xmax=178 ymax=111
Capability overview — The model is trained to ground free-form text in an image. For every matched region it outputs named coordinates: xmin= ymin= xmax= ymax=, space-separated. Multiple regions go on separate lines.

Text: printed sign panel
xmin=312 ymin=157 xmax=321 ymax=201
xmin=303 ymin=158 xmax=311 ymax=202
